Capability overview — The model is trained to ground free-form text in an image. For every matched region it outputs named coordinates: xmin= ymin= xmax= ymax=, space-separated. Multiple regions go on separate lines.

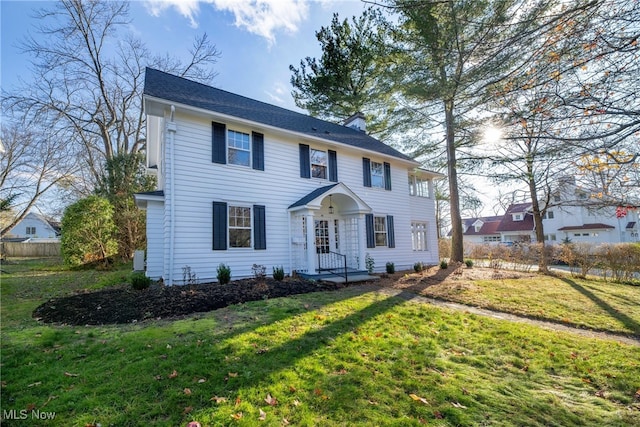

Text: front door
xmin=314 ymin=219 xmax=339 ymax=254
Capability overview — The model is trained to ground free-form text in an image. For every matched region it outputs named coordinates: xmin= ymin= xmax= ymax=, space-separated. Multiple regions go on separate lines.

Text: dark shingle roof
xmin=144 ymin=68 xmax=414 ymax=162
xmin=289 ymin=184 xmax=338 ymax=209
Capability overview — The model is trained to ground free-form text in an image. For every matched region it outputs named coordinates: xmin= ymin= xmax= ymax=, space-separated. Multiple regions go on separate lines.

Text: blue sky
xmin=1 ymin=0 xmax=369 ymax=112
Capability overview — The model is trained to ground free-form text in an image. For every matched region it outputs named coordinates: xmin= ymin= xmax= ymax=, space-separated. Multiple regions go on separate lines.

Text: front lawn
xmin=387 ymin=266 xmax=640 ymax=336
xmin=1 ymin=259 xmax=639 ymax=426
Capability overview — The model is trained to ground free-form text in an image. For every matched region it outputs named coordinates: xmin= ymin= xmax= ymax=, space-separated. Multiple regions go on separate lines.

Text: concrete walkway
xmin=368 ymin=285 xmax=640 ymax=347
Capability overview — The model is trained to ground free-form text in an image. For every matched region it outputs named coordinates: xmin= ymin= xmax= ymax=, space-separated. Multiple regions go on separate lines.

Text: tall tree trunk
xmin=526 ymin=156 xmax=549 ymax=273
xmin=445 ymin=99 xmax=463 ymax=263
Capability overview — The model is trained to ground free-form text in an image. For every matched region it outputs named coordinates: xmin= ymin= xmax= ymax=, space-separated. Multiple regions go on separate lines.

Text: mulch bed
xmin=32 ymin=278 xmax=350 ymax=326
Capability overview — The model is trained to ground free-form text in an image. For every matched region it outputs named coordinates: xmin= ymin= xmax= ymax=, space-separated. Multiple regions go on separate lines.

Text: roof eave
xmin=143 ymin=94 xmax=420 ymax=166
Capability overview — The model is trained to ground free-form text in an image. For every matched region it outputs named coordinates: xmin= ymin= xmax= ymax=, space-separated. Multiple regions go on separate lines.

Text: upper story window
xmin=513 ymin=213 xmax=523 ymax=221
xmin=212 ymin=122 xmax=264 ymax=171
xmin=26 ymin=226 xmax=36 ymax=235
xmin=409 ymin=175 xmax=429 ymax=197
xmin=299 ymin=144 xmax=337 ymax=182
xmin=371 ymin=162 xmax=384 ymax=188
xmin=543 ymin=210 xmax=554 ymax=219
xmin=228 ymin=130 xmax=250 ymax=166
xmin=310 ymin=149 xmax=328 ymax=179
xmin=363 ymin=158 xmax=391 ymax=190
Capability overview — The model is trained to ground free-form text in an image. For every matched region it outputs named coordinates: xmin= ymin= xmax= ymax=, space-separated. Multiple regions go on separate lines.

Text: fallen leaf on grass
xmin=210 ymin=396 xmax=227 ymax=403
xmin=292 ymin=399 xmax=300 ymax=407
xmin=409 ymin=394 xmax=429 ymax=405
xmin=282 ymin=418 xmax=290 ymax=425
xmin=235 ymin=397 xmax=242 ymax=407
xmin=265 ymin=393 xmax=278 ymax=406
xmin=28 ymin=382 xmax=42 ymax=387
xmin=26 ymin=403 xmax=36 ymax=411
xmin=332 ymin=369 xmax=348 ymax=375
xmin=259 ymin=409 xmax=266 ymax=421
xmin=635 ymin=389 xmax=640 ymax=400
xmin=451 ymin=401 xmax=467 ymax=409
xmin=595 ymin=390 xmax=606 ymax=398
xmin=64 ymin=372 xmax=79 ymax=377
xmin=184 ymin=388 xmax=192 ymax=395
xmin=168 ymin=370 xmax=178 ymax=379
xmin=434 ymin=411 xmax=444 ymax=419
xmin=289 ymin=385 xmax=296 ymax=393
xmin=228 ymin=372 xmax=238 ymax=377
xmin=231 ymin=412 xmax=243 ymax=420
xmin=183 ymin=406 xmax=193 ymax=414
xmin=197 ymin=378 xmax=206 ymax=383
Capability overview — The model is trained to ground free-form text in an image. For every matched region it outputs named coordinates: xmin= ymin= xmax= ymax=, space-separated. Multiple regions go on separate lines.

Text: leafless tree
xmin=0 ymin=123 xmax=80 ymax=237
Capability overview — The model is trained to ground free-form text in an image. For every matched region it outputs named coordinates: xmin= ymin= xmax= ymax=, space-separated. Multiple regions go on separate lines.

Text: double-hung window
xmin=228 ymin=206 xmax=251 ymax=248
xmin=374 ymin=216 xmax=387 ymax=246
xmin=310 ymin=149 xmax=328 ymax=179
xmin=371 ymin=162 xmax=384 ymax=188
xmin=228 ymin=130 xmax=250 ymax=167
xmin=26 ymin=226 xmax=36 ymax=235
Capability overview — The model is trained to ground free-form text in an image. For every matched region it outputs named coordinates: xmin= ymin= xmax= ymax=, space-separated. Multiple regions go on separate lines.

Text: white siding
xmin=145 ymin=201 xmax=164 ymax=279
xmin=150 ymin=109 xmax=441 ymax=282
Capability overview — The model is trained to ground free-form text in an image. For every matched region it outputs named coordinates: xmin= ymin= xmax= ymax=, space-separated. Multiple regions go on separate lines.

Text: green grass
xmin=1 ymin=259 xmax=639 ymax=426
xmin=420 ymin=272 xmax=640 ymax=336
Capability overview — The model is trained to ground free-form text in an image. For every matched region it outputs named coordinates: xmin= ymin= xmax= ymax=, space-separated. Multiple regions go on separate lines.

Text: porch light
xmin=329 ymin=195 xmax=334 ymax=214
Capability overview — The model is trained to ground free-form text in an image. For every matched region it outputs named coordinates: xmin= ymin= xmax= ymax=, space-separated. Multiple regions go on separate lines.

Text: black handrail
xmin=317 ymin=251 xmax=348 ymax=284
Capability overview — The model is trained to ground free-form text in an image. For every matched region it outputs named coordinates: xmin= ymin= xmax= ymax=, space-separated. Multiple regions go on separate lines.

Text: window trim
xmin=228 ymin=204 xmax=252 ymax=248
xmin=227 ymin=129 xmax=251 ymax=167
xmin=310 ymin=148 xmax=328 ymax=180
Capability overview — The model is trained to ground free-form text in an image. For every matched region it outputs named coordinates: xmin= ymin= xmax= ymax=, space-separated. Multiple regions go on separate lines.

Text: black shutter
xmin=212 ymin=201 xmax=227 ymax=250
xmin=384 ymin=162 xmax=392 ymax=191
xmin=365 ymin=214 xmax=375 ymax=248
xmin=387 ymin=215 xmax=395 ymax=248
xmin=212 ymin=122 xmax=226 ymax=164
xmin=328 ymin=150 xmax=338 ymax=182
xmin=299 ymin=144 xmax=310 ymax=178
xmin=252 ymin=132 xmax=264 ymax=171
xmin=363 ymin=158 xmax=372 ymax=187
xmin=253 ymin=205 xmax=266 ymax=250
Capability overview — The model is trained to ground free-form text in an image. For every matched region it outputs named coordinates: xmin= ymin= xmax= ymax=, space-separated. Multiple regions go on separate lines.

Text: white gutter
xmin=167 ymin=105 xmax=177 ymax=285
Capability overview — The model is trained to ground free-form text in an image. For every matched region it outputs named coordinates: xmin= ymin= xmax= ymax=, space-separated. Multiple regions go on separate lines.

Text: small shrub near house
xmin=217 ymin=263 xmax=231 ymax=284
xmin=386 ymin=262 xmax=395 ymax=274
xmin=413 ymin=262 xmax=424 ymax=272
xmin=440 ymin=260 xmax=448 ymax=269
xmin=464 ymin=259 xmax=474 ymax=268
xmin=130 ymin=272 xmax=151 ymax=290
xmin=272 ymin=266 xmax=285 ymax=281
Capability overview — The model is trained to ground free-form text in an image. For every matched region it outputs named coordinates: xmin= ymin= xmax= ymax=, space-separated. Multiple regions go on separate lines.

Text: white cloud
xmin=265 ymin=81 xmax=289 ymax=105
xmin=144 ymin=0 xmax=310 ymax=44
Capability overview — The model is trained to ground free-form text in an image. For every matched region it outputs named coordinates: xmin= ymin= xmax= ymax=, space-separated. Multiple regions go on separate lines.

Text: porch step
xmin=319 ymin=274 xmax=380 ymax=284
xmin=297 ymin=270 xmax=379 ymax=284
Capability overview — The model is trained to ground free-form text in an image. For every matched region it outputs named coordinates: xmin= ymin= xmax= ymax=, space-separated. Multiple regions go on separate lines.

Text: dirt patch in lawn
xmin=376 ymin=262 xmax=536 ymax=295
xmin=32 ymin=278 xmax=352 ymax=325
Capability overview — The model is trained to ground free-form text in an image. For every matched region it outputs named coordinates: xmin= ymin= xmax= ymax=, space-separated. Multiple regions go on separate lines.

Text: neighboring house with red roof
xmin=459 ymin=216 xmax=502 ymax=245
xmin=458 ymin=182 xmax=639 ymax=246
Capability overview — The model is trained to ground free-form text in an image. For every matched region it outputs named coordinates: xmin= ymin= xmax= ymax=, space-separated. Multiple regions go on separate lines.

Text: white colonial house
xmin=135 ymin=69 xmax=443 ymax=284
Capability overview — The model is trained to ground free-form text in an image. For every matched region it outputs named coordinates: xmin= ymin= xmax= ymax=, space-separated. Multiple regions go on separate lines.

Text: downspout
xmin=167 ymin=105 xmax=177 ymax=285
